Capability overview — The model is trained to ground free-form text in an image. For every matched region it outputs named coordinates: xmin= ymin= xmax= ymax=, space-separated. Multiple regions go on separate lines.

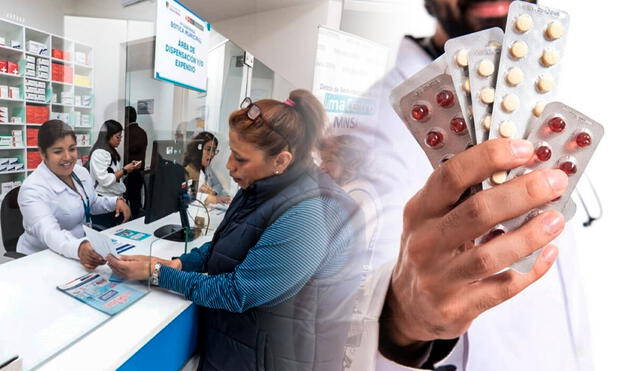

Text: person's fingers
xmin=416 ymin=139 xmax=534 ymax=217
xmin=462 ymin=243 xmax=558 ymax=319
xmin=436 ymin=169 xmax=568 ymax=247
xmin=449 ymin=210 xmax=564 ymax=282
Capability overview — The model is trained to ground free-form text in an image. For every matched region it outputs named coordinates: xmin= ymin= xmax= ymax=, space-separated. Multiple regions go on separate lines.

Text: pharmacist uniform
xmin=89 ymin=148 xmax=127 ymax=197
xmin=349 ymin=37 xmax=593 ymax=371
xmin=17 ymin=163 xmax=116 ymax=258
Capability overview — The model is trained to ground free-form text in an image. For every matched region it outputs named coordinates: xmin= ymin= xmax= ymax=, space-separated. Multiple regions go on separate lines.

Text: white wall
xmin=212 ymin=0 xmax=342 ymax=90
xmin=0 ymin=0 xmax=71 ymax=35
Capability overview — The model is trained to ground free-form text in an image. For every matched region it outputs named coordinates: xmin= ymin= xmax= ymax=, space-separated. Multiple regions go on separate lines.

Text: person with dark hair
xmin=108 ymin=90 xmax=365 ymax=371
xmin=183 ymin=131 xmax=230 ymax=205
xmin=88 ymin=119 xmax=141 ymax=229
xmin=17 ymin=120 xmax=130 ymax=269
xmin=124 ymin=106 xmax=147 ymax=218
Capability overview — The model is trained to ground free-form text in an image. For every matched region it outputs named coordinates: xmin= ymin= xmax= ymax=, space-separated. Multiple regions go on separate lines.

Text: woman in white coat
xmin=17 ymin=120 xmax=131 ymax=269
xmin=88 ymin=119 xmax=140 ymax=229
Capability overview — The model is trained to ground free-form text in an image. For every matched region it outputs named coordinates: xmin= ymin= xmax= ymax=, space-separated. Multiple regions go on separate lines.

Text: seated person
xmin=17 ymin=120 xmax=131 ymax=269
xmin=183 ymin=131 xmax=230 ymax=205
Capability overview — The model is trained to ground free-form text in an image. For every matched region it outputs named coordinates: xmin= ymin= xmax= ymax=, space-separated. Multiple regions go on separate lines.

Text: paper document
xmin=82 ymin=225 xmax=120 ymax=258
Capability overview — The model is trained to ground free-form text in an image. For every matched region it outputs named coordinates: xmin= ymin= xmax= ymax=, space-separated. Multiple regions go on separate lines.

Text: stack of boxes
xmin=26 ymin=40 xmax=47 ymax=56
xmin=0 ymin=37 xmax=21 ymax=50
xmin=71 ymin=111 xmax=92 ymax=127
xmin=27 ymin=151 xmax=41 ymax=169
xmin=0 ymin=158 xmax=25 ymax=173
xmin=52 ymin=48 xmax=71 ymax=61
xmin=26 ymin=105 xmax=49 ymax=124
xmin=52 ymin=62 xmax=73 ymax=83
xmin=74 ymin=74 xmax=91 ymax=87
xmin=75 ymin=51 xmax=88 ymax=65
xmin=24 ymin=78 xmax=46 ymax=103
xmin=50 ymin=111 xmax=70 ymax=123
xmin=0 ymin=106 xmax=7 ymax=123
xmin=27 ymin=127 xmax=38 ymax=147
xmin=0 ymin=130 xmax=23 ymax=148
xmin=0 ymin=60 xmax=19 ymax=75
xmin=0 ymin=85 xmax=22 ymax=100
xmin=75 ymin=95 xmax=92 ymax=107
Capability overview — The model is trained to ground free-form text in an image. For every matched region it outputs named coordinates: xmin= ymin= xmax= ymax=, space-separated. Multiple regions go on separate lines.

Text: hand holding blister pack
xmin=491 ymin=102 xmax=604 ymax=273
xmin=467 ymin=45 xmax=501 ymax=144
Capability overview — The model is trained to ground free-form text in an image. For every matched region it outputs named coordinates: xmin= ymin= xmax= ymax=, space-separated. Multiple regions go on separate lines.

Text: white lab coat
xmin=350 ymin=38 xmax=593 ymax=371
xmin=89 ymin=148 xmax=127 ymax=197
xmin=17 ymin=162 xmax=116 ymax=259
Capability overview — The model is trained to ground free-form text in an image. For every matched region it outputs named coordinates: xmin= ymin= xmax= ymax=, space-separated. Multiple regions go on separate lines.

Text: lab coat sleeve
xmin=90 ymin=194 xmax=117 ymax=215
xmin=18 ymin=183 xmax=86 ymax=259
xmin=90 ymin=149 xmax=118 ymax=188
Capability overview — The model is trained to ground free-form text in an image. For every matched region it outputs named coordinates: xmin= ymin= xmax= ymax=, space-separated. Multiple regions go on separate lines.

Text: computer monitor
xmin=144 ymin=140 xmax=194 ymax=242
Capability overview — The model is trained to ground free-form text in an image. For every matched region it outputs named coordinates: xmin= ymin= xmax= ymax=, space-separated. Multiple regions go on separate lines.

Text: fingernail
xmin=542 ymin=245 xmax=558 ymax=264
xmin=510 ymin=139 xmax=533 ymax=159
xmin=542 ymin=212 xmax=564 ymax=235
xmin=546 ymin=169 xmax=568 ymax=192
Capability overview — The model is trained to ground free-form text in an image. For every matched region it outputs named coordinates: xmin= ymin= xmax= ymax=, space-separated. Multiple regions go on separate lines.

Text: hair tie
xmin=284 ymin=98 xmax=296 ymax=107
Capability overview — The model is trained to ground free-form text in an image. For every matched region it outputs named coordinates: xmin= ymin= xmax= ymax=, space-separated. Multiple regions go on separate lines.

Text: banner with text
xmin=312 ymin=26 xmax=388 ymax=136
xmin=154 ymin=0 xmax=210 ymax=92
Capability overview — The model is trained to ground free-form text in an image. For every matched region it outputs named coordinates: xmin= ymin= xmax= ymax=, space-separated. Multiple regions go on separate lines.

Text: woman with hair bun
xmin=109 ymin=90 xmax=364 ymax=371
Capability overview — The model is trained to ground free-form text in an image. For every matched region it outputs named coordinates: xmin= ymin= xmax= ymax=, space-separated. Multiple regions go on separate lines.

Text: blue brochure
xmin=114 ymin=228 xmax=151 ymax=241
xmin=57 ymin=273 xmax=146 ymax=316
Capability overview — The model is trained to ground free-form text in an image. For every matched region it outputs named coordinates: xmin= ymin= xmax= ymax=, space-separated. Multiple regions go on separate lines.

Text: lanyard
xmin=62 ymin=172 xmax=92 ymax=225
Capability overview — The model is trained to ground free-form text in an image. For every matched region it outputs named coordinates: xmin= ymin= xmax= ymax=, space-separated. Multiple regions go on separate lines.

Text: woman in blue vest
xmin=108 ymin=89 xmax=364 ymax=371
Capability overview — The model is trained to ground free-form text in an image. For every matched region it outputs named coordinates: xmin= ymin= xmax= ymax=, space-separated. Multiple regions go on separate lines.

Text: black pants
xmin=91 ymin=212 xmax=124 ymax=231
xmin=124 ymin=171 xmax=144 ymax=219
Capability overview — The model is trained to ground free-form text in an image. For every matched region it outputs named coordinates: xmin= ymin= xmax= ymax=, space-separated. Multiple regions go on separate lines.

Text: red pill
xmin=535 ymin=145 xmax=552 ymax=161
xmin=450 ymin=117 xmax=467 ymax=134
xmin=411 ymin=104 xmax=430 ymax=121
xmin=559 ymin=160 xmax=577 ymax=175
xmin=425 ymin=130 xmax=444 ymax=148
xmin=436 ymin=90 xmax=455 ymax=108
xmin=576 ymin=131 xmax=592 ymax=147
xmin=547 ymin=116 xmax=566 ymax=133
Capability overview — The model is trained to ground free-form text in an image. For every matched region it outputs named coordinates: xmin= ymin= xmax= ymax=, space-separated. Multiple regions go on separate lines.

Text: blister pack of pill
xmin=444 ymin=28 xmax=504 ymax=144
xmin=488 ymin=102 xmax=603 ymax=273
xmin=467 ymin=45 xmax=501 ymax=144
xmin=390 ymin=72 xmax=472 ymax=170
xmin=488 ymin=1 xmax=570 ymax=142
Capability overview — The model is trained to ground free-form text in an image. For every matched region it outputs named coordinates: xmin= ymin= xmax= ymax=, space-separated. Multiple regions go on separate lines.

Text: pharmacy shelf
xmin=25 ymin=51 xmax=48 ymax=58
xmin=0 ymin=17 xmax=95 ymax=185
xmin=0 ymin=122 xmax=25 ymax=126
xmin=0 ymin=170 xmax=26 ymax=175
xmin=0 ymin=45 xmax=23 ymax=54
xmin=0 ymin=72 xmax=22 ymax=78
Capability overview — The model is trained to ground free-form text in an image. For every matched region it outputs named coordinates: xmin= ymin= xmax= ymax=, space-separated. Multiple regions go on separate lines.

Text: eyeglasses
xmin=240 ymin=97 xmax=291 ymax=150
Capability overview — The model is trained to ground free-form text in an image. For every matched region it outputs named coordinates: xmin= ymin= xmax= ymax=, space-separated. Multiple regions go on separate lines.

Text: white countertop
xmin=0 ymin=205 xmax=223 ymax=370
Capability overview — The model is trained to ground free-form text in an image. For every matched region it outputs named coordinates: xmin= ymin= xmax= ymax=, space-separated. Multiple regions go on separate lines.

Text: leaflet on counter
xmin=57 ymin=273 xmax=146 ymax=316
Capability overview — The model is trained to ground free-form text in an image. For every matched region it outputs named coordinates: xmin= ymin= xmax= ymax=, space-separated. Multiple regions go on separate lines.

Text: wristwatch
xmin=151 ymin=262 xmax=162 ymax=286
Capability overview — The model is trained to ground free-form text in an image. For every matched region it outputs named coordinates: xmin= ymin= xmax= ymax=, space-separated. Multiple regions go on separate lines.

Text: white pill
xmin=509 ymin=40 xmax=528 ymax=59
xmin=499 ymin=121 xmax=516 ymax=138
xmin=545 ymin=21 xmax=564 ymax=40
xmin=477 ymin=59 xmax=495 ymax=77
xmin=491 ymin=170 xmax=508 ymax=185
xmin=463 ymin=77 xmax=471 ymax=93
xmin=536 ymin=74 xmax=555 ymax=93
xmin=501 ymin=94 xmax=520 ymax=113
xmin=482 ymin=115 xmax=492 ymax=131
xmin=533 ymin=101 xmax=547 ymax=117
xmin=540 ymin=49 xmax=559 ymax=67
xmin=456 ymin=49 xmax=469 ymax=67
xmin=506 ymin=67 xmax=524 ymax=86
xmin=480 ymin=88 xmax=495 ymax=104
xmin=515 ymin=14 xmax=533 ymax=33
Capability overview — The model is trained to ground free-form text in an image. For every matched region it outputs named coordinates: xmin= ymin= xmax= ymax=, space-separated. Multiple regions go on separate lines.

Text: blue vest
xmin=199 ymin=162 xmax=365 ymax=371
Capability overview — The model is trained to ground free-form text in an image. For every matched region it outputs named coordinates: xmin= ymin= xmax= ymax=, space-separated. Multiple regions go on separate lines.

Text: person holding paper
xmin=183 ymin=131 xmax=230 ymax=205
xmin=17 ymin=120 xmax=131 ymax=269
